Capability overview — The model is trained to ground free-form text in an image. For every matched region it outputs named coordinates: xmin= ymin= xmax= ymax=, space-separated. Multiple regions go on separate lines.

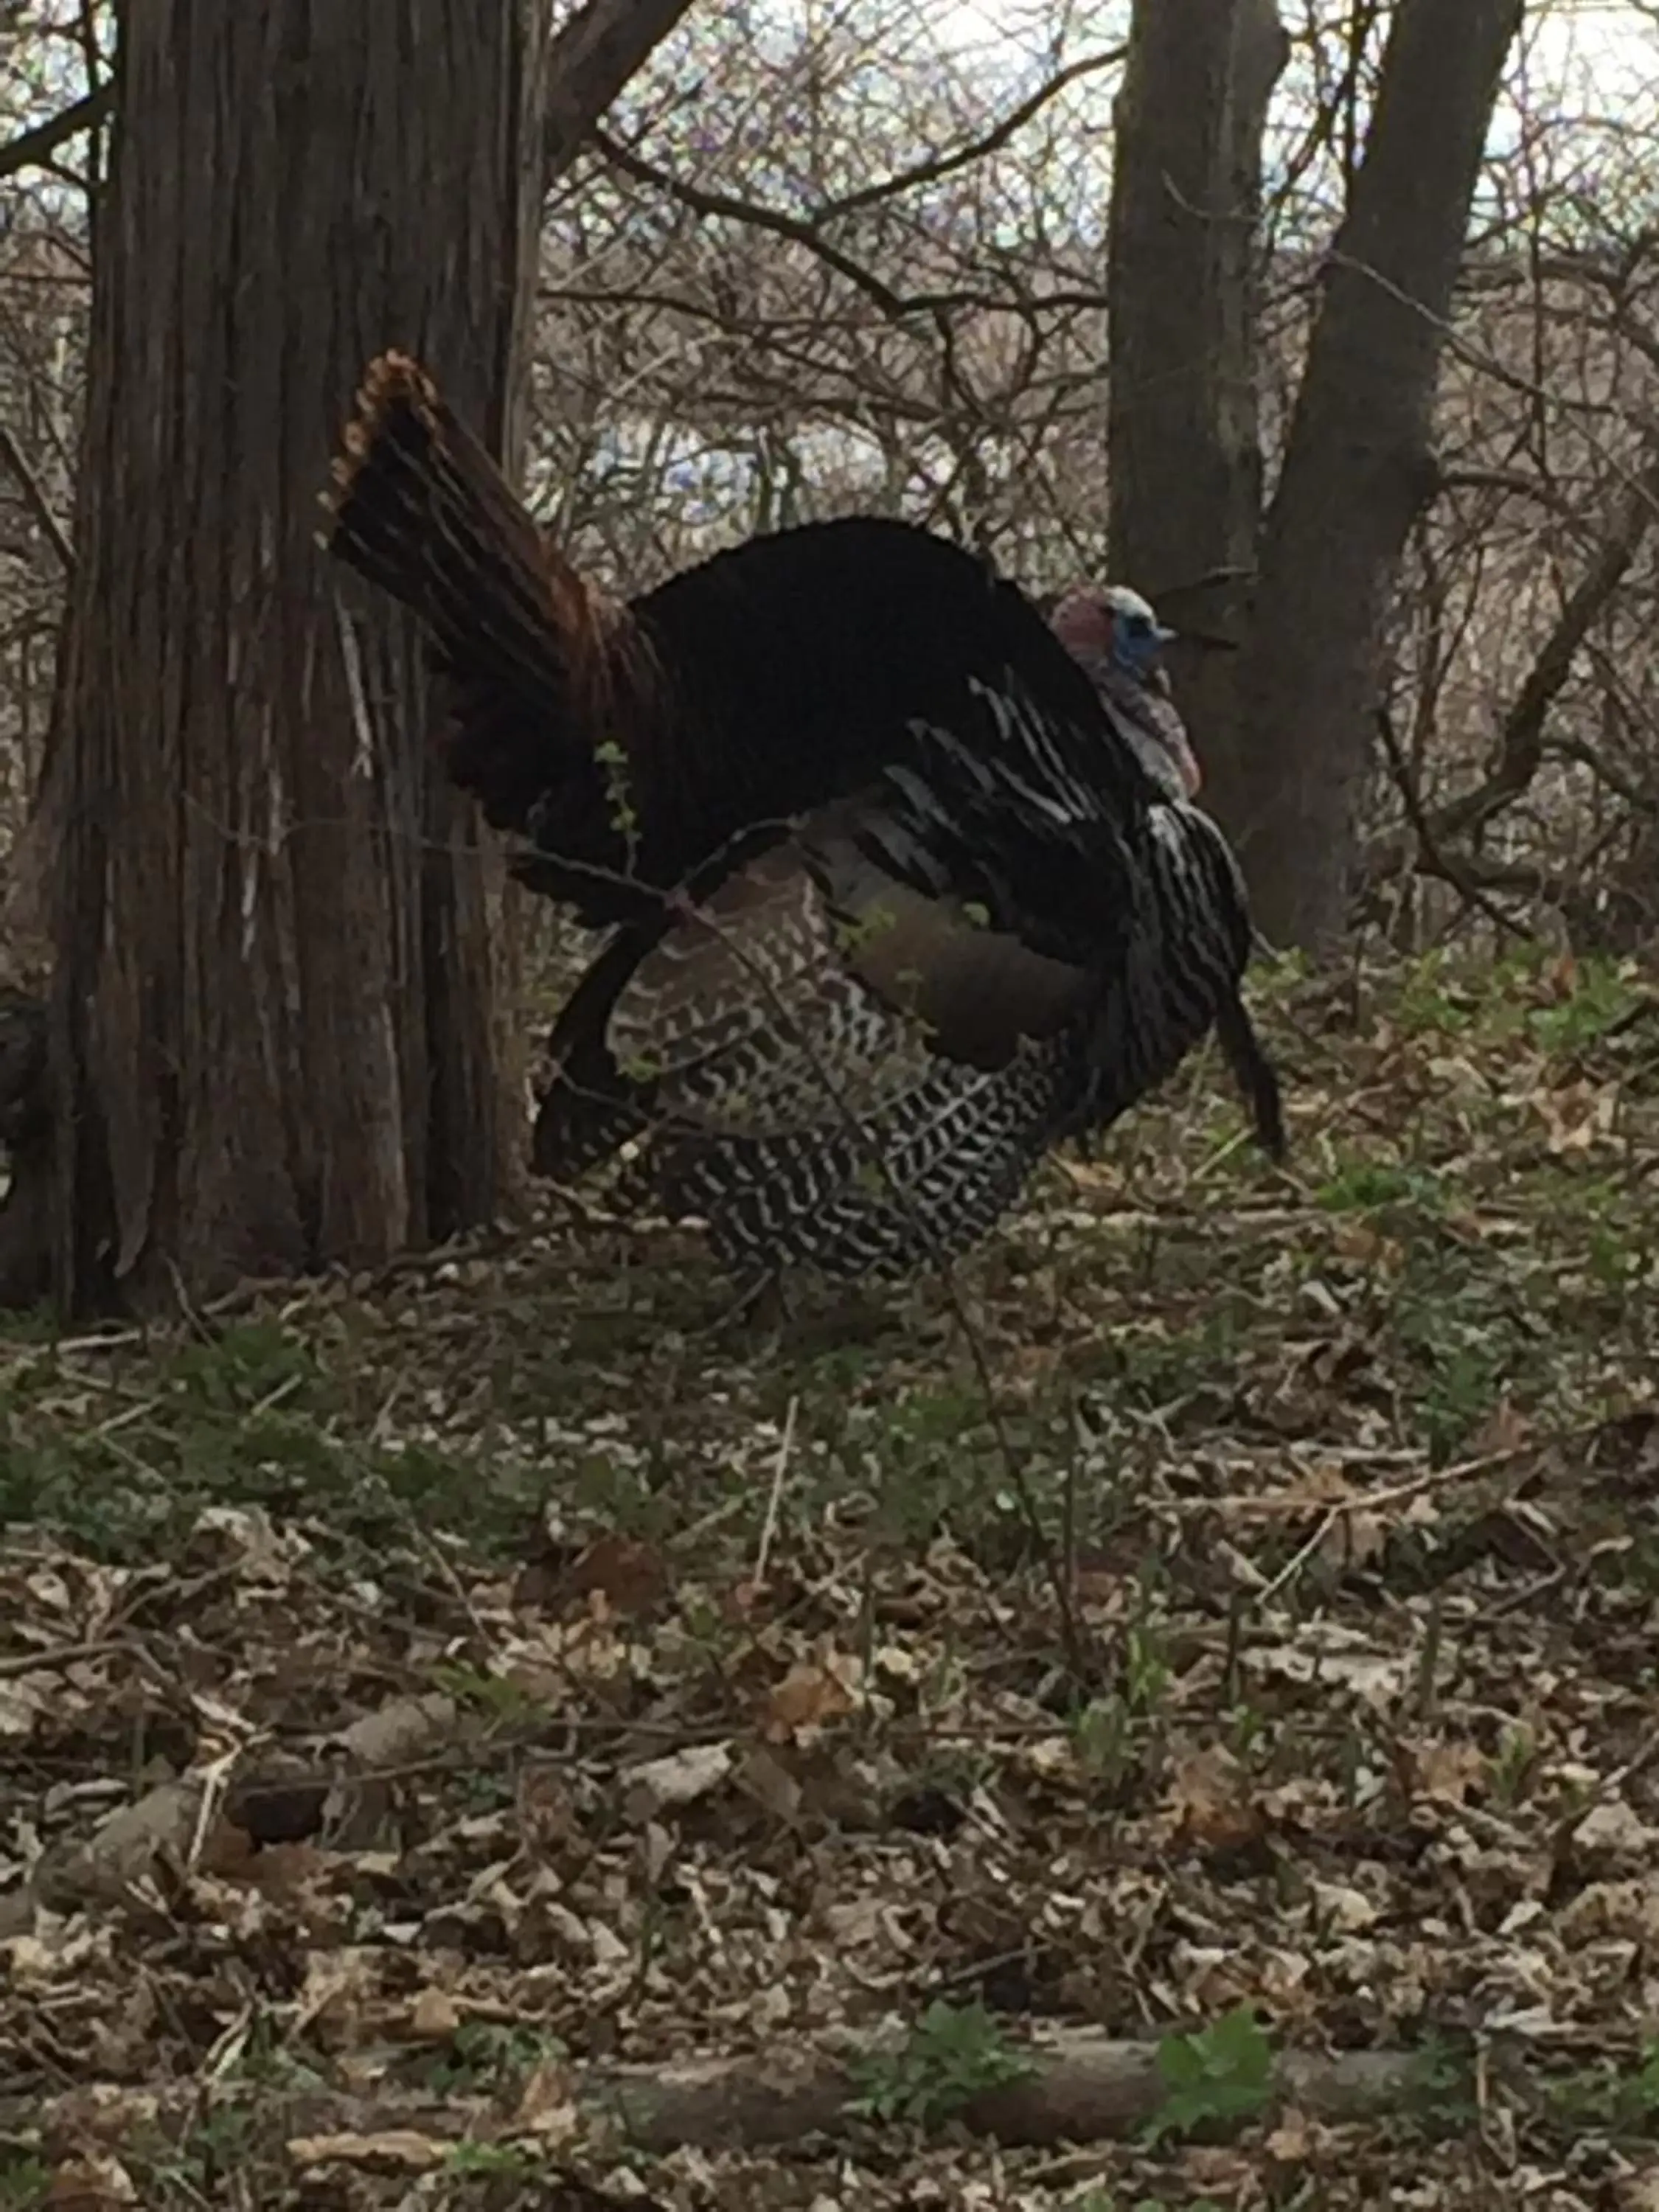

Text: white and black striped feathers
xmin=322 ymin=352 xmax=1284 ymax=1279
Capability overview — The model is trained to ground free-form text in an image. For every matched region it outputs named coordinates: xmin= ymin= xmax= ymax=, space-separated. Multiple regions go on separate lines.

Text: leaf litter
xmin=1 ymin=950 xmax=1658 ymax=2208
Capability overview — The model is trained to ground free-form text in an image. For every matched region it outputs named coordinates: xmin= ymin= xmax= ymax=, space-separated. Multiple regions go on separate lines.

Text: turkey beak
xmin=1152 ymin=624 xmax=1178 ymax=649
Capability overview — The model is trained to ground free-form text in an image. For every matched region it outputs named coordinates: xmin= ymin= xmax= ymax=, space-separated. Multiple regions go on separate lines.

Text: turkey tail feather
xmin=1213 ymin=990 xmax=1286 ymax=1161
xmin=319 ymin=351 xmax=652 ymax=844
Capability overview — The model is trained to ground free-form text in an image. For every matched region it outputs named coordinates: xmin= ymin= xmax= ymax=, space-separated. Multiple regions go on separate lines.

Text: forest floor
xmin=3 ymin=947 xmax=1659 ymax=2212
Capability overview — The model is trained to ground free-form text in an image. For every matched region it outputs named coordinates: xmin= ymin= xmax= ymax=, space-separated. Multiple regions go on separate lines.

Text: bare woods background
xmin=6 ymin=1 xmax=1657 ymax=961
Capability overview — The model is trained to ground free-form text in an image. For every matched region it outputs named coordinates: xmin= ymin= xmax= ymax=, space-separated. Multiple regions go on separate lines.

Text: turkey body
xmin=322 ymin=353 xmax=1284 ymax=1279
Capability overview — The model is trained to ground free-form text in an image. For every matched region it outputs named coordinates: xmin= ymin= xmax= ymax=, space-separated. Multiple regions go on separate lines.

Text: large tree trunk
xmin=41 ymin=0 xmax=554 ymax=1311
xmin=1220 ymin=0 xmax=1523 ymax=950
xmin=1107 ymin=0 xmax=1287 ymax=754
xmin=1107 ymin=0 xmax=1521 ymax=955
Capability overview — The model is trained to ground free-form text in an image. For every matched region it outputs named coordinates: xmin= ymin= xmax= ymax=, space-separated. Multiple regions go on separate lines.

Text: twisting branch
xmin=540 ymin=0 xmax=701 ymax=191
xmin=1371 ymin=707 xmax=1527 ymax=939
xmin=0 ymin=85 xmax=114 ymax=183
xmin=1433 ymin=445 xmax=1659 ymax=848
xmin=0 ymin=422 xmax=74 ymax=575
xmin=591 ymin=130 xmax=919 ymax=319
xmin=590 ymin=130 xmax=1117 ymax=325
xmin=1363 ymin=445 xmax=1659 ymax=893
xmin=815 ymin=46 xmax=1125 ymax=220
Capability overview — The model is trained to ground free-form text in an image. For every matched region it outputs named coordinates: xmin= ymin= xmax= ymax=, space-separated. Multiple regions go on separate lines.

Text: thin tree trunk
xmin=1220 ymin=0 xmax=1523 ymax=950
xmin=1107 ymin=0 xmax=1287 ymax=760
xmin=46 ymin=1 xmax=554 ymax=1310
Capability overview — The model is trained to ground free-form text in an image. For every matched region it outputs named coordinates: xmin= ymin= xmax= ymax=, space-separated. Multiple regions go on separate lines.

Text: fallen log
xmin=21 ymin=2037 xmax=1423 ymax=2166
xmin=578 ymin=2032 xmax=1416 ymax=2149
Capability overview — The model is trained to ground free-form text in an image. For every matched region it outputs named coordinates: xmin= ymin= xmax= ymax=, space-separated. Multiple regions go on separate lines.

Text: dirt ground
xmin=4 ymin=949 xmax=1659 ymax=2210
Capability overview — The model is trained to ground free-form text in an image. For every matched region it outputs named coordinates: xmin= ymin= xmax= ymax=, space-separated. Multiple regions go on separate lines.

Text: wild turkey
xmin=321 ymin=352 xmax=1284 ymax=1279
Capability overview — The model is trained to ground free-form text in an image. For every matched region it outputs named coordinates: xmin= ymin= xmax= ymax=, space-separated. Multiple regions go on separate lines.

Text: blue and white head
xmin=1049 ymin=581 xmax=1199 ymax=797
xmin=1050 ymin=582 xmax=1177 ymax=678
xmin=1100 ymin=584 xmax=1178 ymax=675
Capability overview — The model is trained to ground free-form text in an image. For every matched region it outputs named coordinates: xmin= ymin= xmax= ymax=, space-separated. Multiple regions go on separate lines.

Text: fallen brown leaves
xmin=3 ymin=953 xmax=1659 ymax=2208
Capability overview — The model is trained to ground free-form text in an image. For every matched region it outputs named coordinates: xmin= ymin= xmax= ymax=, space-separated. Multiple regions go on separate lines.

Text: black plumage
xmin=321 ymin=352 xmax=1284 ymax=1279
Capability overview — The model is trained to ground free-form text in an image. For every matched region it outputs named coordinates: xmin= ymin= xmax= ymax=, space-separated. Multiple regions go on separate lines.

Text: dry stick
xmin=1251 ymin=1439 xmax=1541 ymax=1607
xmin=591 ymin=46 xmax=1126 ymax=329
xmin=0 ymin=85 xmax=113 ymax=185
xmin=1372 ymin=703 xmax=1528 ymax=941
xmin=583 ymin=140 xmax=1112 ymax=325
xmin=817 ymin=46 xmax=1125 ymax=221
xmin=751 ymin=1391 xmax=798 ymax=1588
xmin=0 ymin=1637 xmax=133 ymax=1680
xmin=1335 ymin=256 xmax=1659 ymax=891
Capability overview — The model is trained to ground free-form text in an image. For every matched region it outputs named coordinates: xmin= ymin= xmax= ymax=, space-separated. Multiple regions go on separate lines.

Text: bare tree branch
xmin=0 ymin=84 xmax=113 ymax=184
xmin=540 ymin=0 xmax=701 ymax=191
xmin=1371 ymin=706 xmax=1528 ymax=937
xmin=817 ymin=46 xmax=1126 ymax=220
xmin=1433 ymin=446 xmax=1659 ymax=846
xmin=590 ymin=130 xmax=919 ymax=319
xmin=0 ymin=421 xmax=74 ymax=574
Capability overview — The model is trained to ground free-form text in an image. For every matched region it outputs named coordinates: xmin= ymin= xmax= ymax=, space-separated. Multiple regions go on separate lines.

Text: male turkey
xmin=321 ymin=352 xmax=1284 ymax=1279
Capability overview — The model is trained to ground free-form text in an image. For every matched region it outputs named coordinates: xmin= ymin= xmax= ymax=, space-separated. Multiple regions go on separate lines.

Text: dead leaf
xmin=1401 ymin=1737 xmax=1486 ymax=1806
xmin=1329 ymin=1221 xmax=1404 ymax=1269
xmin=762 ymin=1655 xmax=858 ymax=1743
xmin=516 ymin=2055 xmax=579 ymax=2138
xmin=564 ymin=1533 xmax=670 ymax=1617
xmin=1534 ymin=1078 xmax=1620 ymax=1154
xmin=225 ymin=1840 xmax=327 ymax=1905
xmin=0 ymin=1672 xmax=53 ymax=1739
xmin=408 ymin=1986 xmax=462 ymax=2041
xmin=1573 ymin=1798 xmax=1656 ymax=1859
xmin=292 ymin=1947 xmax=379 ymax=2045
xmin=1467 ymin=1398 xmax=1532 ymax=1457
xmin=736 ymin=1745 xmax=803 ymax=1822
xmin=195 ymin=1815 xmax=257 ymax=1879
xmin=45 ymin=2154 xmax=137 ymax=2209
xmin=621 ymin=1742 xmax=733 ymax=1824
xmin=287 ymin=2130 xmax=452 ymax=2171
xmin=189 ymin=1503 xmax=301 ymax=1583
xmin=333 ymin=1692 xmax=459 ymax=1767
xmin=516 ymin=1764 xmax=578 ymax=1854
xmin=1310 ymin=1879 xmax=1377 ymax=1933
xmin=1265 ymin=2106 xmax=1315 ymax=2162
xmin=639 ymin=1819 xmax=675 ymax=1883
xmin=1317 ymin=1507 xmax=1386 ymax=1572
xmin=1164 ymin=1746 xmax=1264 ymax=1851
xmin=36 ymin=1778 xmax=208 ymax=1909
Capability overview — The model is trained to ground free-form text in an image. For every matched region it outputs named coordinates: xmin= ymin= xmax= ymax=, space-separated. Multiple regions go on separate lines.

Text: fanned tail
xmin=319 ymin=350 xmax=653 ymax=855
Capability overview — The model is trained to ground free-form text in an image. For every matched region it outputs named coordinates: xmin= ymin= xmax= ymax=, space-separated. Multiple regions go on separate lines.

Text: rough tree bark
xmin=38 ymin=0 xmax=549 ymax=1312
xmin=14 ymin=0 xmax=695 ymax=1315
xmin=1226 ymin=0 xmax=1523 ymax=949
xmin=1107 ymin=0 xmax=1287 ymax=748
xmin=1108 ymin=0 xmax=1523 ymax=953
